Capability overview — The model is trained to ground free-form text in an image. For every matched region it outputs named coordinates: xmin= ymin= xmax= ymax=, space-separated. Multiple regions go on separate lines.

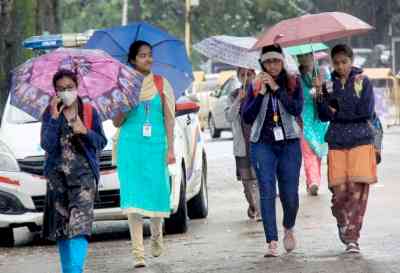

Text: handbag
xmin=370 ymin=113 xmax=383 ymax=164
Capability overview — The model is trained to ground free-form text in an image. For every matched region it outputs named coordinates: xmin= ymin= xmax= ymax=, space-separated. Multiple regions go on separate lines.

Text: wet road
xmin=1 ymin=129 xmax=400 ymax=273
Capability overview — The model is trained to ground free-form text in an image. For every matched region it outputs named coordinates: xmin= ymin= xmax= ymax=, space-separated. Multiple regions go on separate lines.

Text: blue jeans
xmin=251 ymin=140 xmax=302 ymax=243
xmin=58 ymin=235 xmax=89 ymax=273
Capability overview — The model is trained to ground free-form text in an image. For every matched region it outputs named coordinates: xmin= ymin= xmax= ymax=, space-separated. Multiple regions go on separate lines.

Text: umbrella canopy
xmin=85 ymin=22 xmax=193 ymax=98
xmin=193 ymin=36 xmax=261 ymax=69
xmin=285 ymin=43 xmax=328 ymax=56
xmin=314 ymin=51 xmax=329 ymax=61
xmin=9 ymin=48 xmax=143 ymax=121
xmin=193 ymin=35 xmax=299 ymax=74
xmin=253 ymin=12 xmax=373 ymax=49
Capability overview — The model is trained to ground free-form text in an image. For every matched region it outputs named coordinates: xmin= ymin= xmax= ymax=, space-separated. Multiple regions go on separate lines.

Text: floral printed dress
xmin=42 ymin=117 xmax=96 ymax=241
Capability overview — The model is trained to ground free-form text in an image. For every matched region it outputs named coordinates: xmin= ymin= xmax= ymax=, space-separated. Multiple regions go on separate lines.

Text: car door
xmin=184 ymin=111 xmax=202 ymax=187
xmin=211 ymin=80 xmax=229 ymax=129
xmin=214 ymin=77 xmax=240 ymax=129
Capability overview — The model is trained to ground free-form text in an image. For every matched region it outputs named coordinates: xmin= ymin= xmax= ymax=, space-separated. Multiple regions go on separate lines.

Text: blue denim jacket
xmin=40 ymin=105 xmax=107 ymax=182
xmin=242 ymin=73 xmax=303 ymax=143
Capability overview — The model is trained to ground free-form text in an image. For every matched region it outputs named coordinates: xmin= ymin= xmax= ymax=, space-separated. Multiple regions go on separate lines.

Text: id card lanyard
xmin=271 ymin=96 xmax=279 ymax=124
xmin=143 ymin=101 xmax=152 ymax=138
xmin=271 ymin=96 xmax=285 ymax=141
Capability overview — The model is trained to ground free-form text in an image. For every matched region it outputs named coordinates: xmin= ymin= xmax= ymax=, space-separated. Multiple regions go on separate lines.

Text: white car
xmin=208 ymin=75 xmax=241 ymax=138
xmin=0 ymin=95 xmax=208 ymax=246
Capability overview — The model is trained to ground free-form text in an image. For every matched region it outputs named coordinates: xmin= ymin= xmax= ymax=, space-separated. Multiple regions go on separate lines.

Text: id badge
xmin=273 ymin=126 xmax=285 ymax=141
xmin=143 ymin=123 xmax=152 ymax=137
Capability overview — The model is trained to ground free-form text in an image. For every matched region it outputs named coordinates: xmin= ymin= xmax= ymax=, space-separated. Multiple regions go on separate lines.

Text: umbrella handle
xmin=311 ymin=44 xmax=319 ymax=79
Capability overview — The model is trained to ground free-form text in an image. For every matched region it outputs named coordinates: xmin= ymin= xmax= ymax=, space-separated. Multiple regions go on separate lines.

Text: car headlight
xmin=0 ymin=141 xmax=19 ymax=172
xmin=0 ymin=190 xmax=26 ymax=214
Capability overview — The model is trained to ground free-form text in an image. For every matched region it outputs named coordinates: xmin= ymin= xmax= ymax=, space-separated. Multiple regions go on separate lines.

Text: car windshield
xmin=5 ymin=104 xmax=39 ymax=124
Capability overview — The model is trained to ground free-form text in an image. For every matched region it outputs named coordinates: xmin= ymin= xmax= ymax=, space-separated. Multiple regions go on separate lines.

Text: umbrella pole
xmin=311 ymin=44 xmax=322 ymax=100
xmin=242 ymin=71 xmax=248 ymax=95
xmin=311 ymin=44 xmax=319 ymax=79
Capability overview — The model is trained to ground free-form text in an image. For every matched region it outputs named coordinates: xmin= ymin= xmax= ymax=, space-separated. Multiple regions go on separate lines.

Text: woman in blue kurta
xmin=113 ymin=41 xmax=176 ymax=268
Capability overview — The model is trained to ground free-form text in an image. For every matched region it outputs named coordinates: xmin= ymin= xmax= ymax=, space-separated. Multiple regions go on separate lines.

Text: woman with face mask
xmin=40 ymin=69 xmax=107 ymax=273
xmin=242 ymin=44 xmax=304 ymax=257
xmin=112 ymin=40 xmax=176 ymax=268
xmin=224 ymin=67 xmax=261 ymax=221
xmin=316 ymin=44 xmax=377 ymax=254
xmin=297 ymin=53 xmax=329 ymax=196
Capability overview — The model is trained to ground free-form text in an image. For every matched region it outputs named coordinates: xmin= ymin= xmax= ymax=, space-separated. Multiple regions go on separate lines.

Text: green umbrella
xmin=285 ymin=43 xmax=328 ymax=56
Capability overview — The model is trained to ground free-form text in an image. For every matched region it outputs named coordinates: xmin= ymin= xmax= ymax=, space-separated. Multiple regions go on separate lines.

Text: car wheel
xmin=188 ymin=153 xmax=208 ymax=219
xmin=208 ymin=115 xmax=221 ymax=138
xmin=0 ymin=227 xmax=14 ymax=247
xmin=164 ymin=166 xmax=188 ymax=234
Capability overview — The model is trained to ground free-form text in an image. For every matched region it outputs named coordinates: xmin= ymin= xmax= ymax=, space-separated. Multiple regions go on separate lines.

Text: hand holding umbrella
xmin=312 ymin=74 xmax=322 ymax=97
xmin=260 ymin=72 xmax=280 ymax=92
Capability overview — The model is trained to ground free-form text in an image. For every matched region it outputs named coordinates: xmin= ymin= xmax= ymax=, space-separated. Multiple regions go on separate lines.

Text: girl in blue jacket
xmin=41 ymin=69 xmax=107 ymax=273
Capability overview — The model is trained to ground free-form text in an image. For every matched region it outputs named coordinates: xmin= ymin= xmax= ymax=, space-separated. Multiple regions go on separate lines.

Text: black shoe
xmin=337 ymin=224 xmax=348 ymax=245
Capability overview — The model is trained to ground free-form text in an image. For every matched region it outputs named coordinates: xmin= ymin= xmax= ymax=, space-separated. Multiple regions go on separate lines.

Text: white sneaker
xmin=283 ymin=229 xmax=296 ymax=252
xmin=264 ymin=241 xmax=279 ymax=257
xmin=345 ymin=242 xmax=360 ymax=254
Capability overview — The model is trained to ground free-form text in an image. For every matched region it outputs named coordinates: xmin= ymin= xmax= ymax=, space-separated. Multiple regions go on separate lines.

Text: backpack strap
xmin=83 ymin=103 xmax=93 ymax=129
xmin=154 ymin=74 xmax=166 ymax=113
xmin=153 ymin=74 xmax=164 ymax=96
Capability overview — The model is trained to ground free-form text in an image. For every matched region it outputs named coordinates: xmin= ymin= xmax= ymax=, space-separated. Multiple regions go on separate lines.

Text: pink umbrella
xmin=10 ymin=48 xmax=143 ymax=121
xmin=314 ymin=51 xmax=329 ymax=61
xmin=252 ymin=12 xmax=373 ymax=49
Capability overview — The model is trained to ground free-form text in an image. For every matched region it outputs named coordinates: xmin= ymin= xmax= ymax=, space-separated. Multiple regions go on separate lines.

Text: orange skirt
xmin=328 ymin=144 xmax=377 ymax=187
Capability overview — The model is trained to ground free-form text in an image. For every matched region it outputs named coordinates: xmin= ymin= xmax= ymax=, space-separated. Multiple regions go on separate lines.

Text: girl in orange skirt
xmin=316 ymin=44 xmax=377 ymax=254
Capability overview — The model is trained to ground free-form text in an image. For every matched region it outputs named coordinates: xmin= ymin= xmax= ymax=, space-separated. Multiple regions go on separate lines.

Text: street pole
xmin=185 ymin=0 xmax=191 ymax=58
xmin=122 ymin=0 xmax=128 ymax=26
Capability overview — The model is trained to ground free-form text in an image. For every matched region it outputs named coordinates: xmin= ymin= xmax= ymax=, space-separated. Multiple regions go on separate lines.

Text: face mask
xmin=58 ymin=90 xmax=78 ymax=106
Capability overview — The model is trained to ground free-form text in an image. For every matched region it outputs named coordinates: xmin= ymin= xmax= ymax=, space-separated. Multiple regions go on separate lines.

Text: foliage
xmin=61 ymin=0 xmax=123 ymax=32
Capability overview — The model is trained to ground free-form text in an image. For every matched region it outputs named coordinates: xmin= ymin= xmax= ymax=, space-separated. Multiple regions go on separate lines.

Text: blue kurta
xmin=117 ymin=92 xmax=170 ymax=218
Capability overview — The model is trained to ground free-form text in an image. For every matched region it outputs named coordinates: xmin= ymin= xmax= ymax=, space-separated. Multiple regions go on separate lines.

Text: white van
xmin=0 ymin=95 xmax=208 ymax=246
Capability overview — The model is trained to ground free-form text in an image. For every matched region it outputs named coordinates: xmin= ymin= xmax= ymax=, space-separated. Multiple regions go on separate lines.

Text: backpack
xmin=153 ymin=74 xmax=165 ymax=100
xmin=82 ymin=103 xmax=93 ymax=129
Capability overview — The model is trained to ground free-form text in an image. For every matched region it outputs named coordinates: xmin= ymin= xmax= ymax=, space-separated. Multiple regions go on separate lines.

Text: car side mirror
xmin=175 ymin=101 xmax=200 ymax=117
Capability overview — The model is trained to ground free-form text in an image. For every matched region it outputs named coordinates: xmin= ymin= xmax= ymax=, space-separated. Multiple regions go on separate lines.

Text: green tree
xmin=0 ymin=0 xmax=61 ymax=116
xmin=61 ymin=0 xmax=123 ymax=32
xmin=128 ymin=0 xmax=142 ymax=22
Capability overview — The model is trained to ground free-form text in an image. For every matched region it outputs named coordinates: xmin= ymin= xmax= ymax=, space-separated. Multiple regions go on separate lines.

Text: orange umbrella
xmin=252 ymin=12 xmax=373 ymax=49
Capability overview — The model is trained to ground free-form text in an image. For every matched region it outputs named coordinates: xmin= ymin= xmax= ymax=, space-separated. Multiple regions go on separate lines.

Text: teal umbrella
xmin=285 ymin=43 xmax=328 ymax=56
